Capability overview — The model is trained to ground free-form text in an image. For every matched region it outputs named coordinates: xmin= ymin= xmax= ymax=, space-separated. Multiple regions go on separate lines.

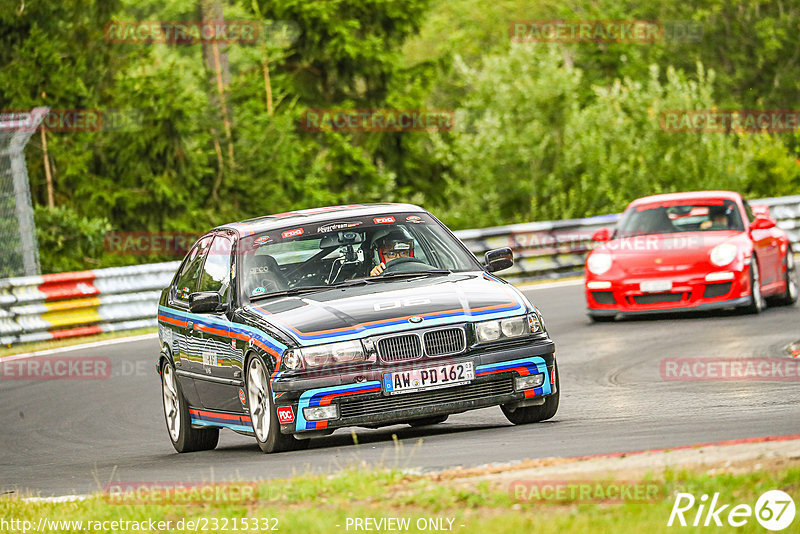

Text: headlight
xmin=587 ymin=252 xmax=612 ymax=275
xmin=476 ymin=315 xmax=535 ymax=343
xmin=710 ymin=243 xmax=737 ymax=267
xmin=283 ymin=340 xmax=367 ymax=370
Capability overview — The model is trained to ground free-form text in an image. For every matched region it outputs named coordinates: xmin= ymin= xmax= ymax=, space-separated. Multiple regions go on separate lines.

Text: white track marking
xmin=516 ymin=278 xmax=584 ymax=291
xmin=0 ymin=333 xmax=159 ymax=362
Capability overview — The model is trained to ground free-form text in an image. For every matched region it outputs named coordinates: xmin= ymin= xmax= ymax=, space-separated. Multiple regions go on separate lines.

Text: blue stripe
xmin=191 ymin=418 xmax=253 ymax=433
xmin=158 ymin=305 xmax=286 ymax=355
xmin=251 ymin=301 xmax=525 ymax=345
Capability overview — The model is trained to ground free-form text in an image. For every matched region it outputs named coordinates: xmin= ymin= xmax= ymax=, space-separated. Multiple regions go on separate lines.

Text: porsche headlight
xmin=587 ymin=252 xmax=612 ymax=275
xmin=476 ymin=315 xmax=534 ymax=343
xmin=710 ymin=243 xmax=737 ymax=267
xmin=284 ymin=340 xmax=367 ymax=370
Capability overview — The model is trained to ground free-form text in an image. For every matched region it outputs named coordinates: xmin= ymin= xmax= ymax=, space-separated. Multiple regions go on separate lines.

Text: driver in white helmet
xmin=370 ymin=230 xmax=415 ymax=276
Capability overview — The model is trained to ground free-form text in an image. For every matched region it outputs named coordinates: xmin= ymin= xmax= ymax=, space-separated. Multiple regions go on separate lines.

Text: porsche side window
xmin=198 ymin=236 xmax=233 ymax=304
xmin=174 ymin=237 xmax=212 ymax=303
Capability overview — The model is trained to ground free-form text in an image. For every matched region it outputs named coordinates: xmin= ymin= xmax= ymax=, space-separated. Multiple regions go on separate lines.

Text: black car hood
xmin=240 ymin=273 xmax=530 ymax=347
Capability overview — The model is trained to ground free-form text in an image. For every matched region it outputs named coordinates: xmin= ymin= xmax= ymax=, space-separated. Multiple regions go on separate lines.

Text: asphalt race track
xmin=2 ymin=281 xmax=799 ymax=497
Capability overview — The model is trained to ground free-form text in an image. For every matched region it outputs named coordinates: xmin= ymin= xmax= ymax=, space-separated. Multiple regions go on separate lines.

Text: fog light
xmin=302 ymin=405 xmax=339 ymax=421
xmin=515 ymin=373 xmax=545 ymax=390
xmin=587 ymin=281 xmax=612 ymax=289
xmin=705 ymin=271 xmax=734 ymax=282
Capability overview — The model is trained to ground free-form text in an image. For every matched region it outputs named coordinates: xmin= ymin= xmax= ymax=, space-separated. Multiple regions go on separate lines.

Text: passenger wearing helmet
xmin=370 ymin=230 xmax=416 ymax=276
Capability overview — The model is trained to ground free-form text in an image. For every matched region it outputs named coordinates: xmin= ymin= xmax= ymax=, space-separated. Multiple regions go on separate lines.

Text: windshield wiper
xmin=249 ymin=279 xmax=372 ymax=301
xmin=371 ymin=270 xmax=453 ymax=281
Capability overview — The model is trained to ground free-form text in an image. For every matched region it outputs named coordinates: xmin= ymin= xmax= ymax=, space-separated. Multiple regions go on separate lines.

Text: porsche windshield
xmin=616 ymin=199 xmax=744 ymax=238
xmin=238 ymin=213 xmax=480 ymax=300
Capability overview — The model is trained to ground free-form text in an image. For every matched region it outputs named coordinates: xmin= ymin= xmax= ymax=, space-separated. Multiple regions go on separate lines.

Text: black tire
xmin=589 ymin=313 xmax=615 ymax=323
xmin=501 ymin=361 xmax=560 ymax=424
xmin=246 ymin=355 xmax=309 ymax=453
xmin=408 ymin=415 xmax=448 ymax=427
xmin=743 ymin=256 xmax=766 ymax=314
xmin=161 ymin=359 xmax=219 ymax=453
xmin=773 ymin=249 xmax=798 ymax=306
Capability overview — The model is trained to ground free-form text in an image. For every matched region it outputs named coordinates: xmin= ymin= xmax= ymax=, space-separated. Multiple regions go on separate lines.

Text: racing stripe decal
xmin=295 ymin=382 xmax=382 ymax=431
xmin=189 ymin=408 xmax=253 ymax=432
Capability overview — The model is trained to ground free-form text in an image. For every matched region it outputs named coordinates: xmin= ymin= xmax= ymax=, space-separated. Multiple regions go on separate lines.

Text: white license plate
xmin=383 ymin=362 xmax=474 ymax=396
xmin=640 ymin=280 xmax=673 ymax=293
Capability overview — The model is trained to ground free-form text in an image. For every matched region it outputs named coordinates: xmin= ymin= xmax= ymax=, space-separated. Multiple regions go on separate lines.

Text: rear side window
xmin=174 ymin=237 xmax=212 ymax=303
xmin=198 ymin=236 xmax=233 ymax=304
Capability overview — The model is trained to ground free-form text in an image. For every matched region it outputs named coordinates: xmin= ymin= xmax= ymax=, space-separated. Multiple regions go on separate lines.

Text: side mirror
xmin=189 ymin=292 xmax=224 ymax=313
xmin=591 ymin=227 xmax=612 ymax=242
xmin=750 ymin=216 xmax=777 ymax=230
xmin=484 ymin=248 xmax=514 ymax=273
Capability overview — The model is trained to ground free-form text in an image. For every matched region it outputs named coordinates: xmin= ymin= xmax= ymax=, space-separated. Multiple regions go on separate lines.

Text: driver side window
xmin=174 ymin=237 xmax=212 ymax=304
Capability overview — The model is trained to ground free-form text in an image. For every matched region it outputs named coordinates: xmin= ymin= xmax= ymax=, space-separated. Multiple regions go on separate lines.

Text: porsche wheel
xmin=501 ymin=361 xmax=560 ymax=424
xmin=246 ymin=356 xmax=308 ymax=453
xmin=743 ymin=257 xmax=766 ymax=314
xmin=774 ymin=249 xmax=798 ymax=306
xmin=161 ymin=359 xmax=219 ymax=453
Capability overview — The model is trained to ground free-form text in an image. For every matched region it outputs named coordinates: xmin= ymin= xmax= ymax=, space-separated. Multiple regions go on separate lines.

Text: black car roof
xmin=215 ymin=203 xmax=427 ymax=237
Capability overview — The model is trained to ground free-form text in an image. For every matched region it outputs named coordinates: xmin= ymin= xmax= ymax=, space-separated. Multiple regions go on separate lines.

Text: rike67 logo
xmin=668 ymin=490 xmax=795 ymax=531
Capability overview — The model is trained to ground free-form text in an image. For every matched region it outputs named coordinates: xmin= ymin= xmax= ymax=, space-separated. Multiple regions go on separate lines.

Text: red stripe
xmin=523 ymin=389 xmax=537 ymax=399
xmin=189 ymin=409 xmax=251 ymax=422
xmin=572 ymin=434 xmax=800 ymax=462
xmin=478 ymin=367 xmax=530 ymax=377
xmin=158 ymin=315 xmax=186 ymax=328
xmin=51 ymin=325 xmax=103 ymax=339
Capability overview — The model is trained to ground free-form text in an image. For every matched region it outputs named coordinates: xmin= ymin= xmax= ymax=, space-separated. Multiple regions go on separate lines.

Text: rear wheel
xmin=246 ymin=356 xmax=309 ymax=453
xmin=408 ymin=415 xmax=448 ymax=427
xmin=161 ymin=359 xmax=219 ymax=453
xmin=743 ymin=257 xmax=766 ymax=314
xmin=501 ymin=361 xmax=560 ymax=424
xmin=774 ymin=249 xmax=798 ymax=306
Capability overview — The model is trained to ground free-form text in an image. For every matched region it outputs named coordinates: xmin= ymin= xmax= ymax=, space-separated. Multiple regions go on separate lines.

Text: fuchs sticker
xmin=317 ymin=221 xmax=362 ymax=233
xmin=238 ymin=388 xmax=246 ymax=405
xmin=373 ymin=216 xmax=395 ymax=224
xmin=253 ymin=235 xmax=271 ymax=245
xmin=406 ymin=215 xmax=423 ymax=223
xmin=281 ymin=228 xmax=304 ymax=239
xmin=277 ymin=406 xmax=294 ymax=424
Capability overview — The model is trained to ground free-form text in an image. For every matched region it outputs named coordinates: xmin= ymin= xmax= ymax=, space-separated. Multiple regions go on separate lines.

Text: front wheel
xmin=161 ymin=359 xmax=219 ymax=453
xmin=501 ymin=361 xmax=560 ymax=424
xmin=246 ymin=356 xmax=309 ymax=453
xmin=743 ymin=257 xmax=766 ymax=314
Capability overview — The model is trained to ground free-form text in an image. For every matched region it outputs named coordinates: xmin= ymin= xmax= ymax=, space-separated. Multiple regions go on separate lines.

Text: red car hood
xmin=597 ymin=231 xmax=743 ymax=274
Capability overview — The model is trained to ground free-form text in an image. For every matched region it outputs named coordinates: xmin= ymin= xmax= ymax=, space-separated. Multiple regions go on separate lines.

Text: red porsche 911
xmin=584 ymin=191 xmax=797 ymax=321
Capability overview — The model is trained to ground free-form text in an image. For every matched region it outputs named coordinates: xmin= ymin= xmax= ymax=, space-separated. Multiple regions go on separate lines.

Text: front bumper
xmin=272 ymin=341 xmax=556 ymax=434
xmin=585 ymin=266 xmax=752 ymax=316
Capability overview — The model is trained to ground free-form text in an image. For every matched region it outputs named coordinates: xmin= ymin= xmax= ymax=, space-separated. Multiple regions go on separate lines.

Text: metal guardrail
xmin=1 ymin=194 xmax=799 ymax=346
xmin=455 ymin=194 xmax=800 ymax=282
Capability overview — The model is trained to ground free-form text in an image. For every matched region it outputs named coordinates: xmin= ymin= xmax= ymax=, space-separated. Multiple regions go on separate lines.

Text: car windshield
xmin=238 ymin=212 xmax=480 ymax=301
xmin=615 ymin=199 xmax=744 ymax=238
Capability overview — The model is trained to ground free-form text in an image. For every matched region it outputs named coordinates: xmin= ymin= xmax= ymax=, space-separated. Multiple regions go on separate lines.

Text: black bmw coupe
xmin=157 ymin=204 xmax=558 ymax=453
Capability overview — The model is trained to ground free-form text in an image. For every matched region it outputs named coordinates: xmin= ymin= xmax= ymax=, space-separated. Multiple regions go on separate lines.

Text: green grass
xmin=0 ymin=328 xmax=157 ymax=358
xmin=3 ymin=463 xmax=798 ymax=533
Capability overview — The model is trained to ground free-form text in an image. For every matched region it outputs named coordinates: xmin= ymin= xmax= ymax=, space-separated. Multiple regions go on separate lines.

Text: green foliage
xmin=433 ymin=45 xmax=800 ymax=228
xmin=33 ymin=205 xmax=112 ymax=273
xmin=1 ymin=0 xmax=799 ymax=273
